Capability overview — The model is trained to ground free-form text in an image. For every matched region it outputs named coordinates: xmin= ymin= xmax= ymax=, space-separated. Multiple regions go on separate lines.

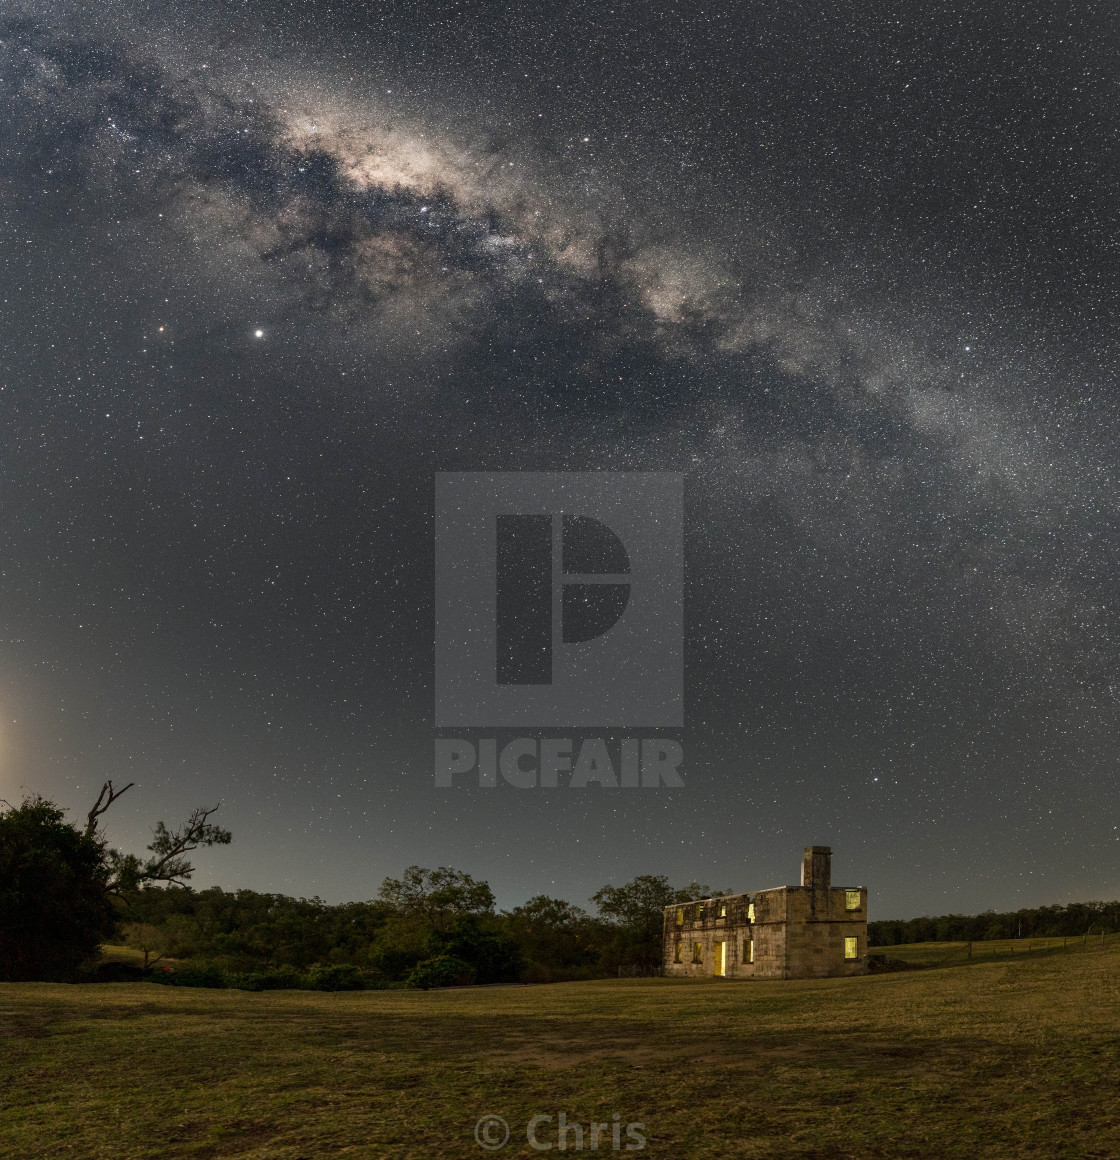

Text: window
xmin=675 ymin=908 xmax=684 ymax=926
xmin=747 ymin=902 xmax=755 ymax=924
xmin=844 ymin=937 xmax=858 ymax=960
xmin=673 ymin=940 xmax=683 ymax=963
xmin=845 ymin=890 xmax=861 ymax=911
xmin=693 ymin=905 xmax=704 ymax=924
xmin=691 ymin=943 xmax=703 ymax=964
xmin=718 ymin=900 xmax=727 ymax=919
xmin=744 ymin=938 xmax=754 ymax=964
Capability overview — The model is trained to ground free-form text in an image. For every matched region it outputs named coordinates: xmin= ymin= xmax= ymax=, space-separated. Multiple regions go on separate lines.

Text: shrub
xmin=150 ymin=964 xmax=229 ymax=988
xmin=233 ymin=965 xmax=306 ymax=991
xmin=367 ymin=943 xmax=425 ymax=982
xmin=424 ymin=916 xmax=524 ymax=985
xmin=520 ymin=961 xmax=553 ymax=984
xmin=407 ymin=955 xmax=476 ymax=990
xmin=306 ymin=963 xmax=365 ymax=991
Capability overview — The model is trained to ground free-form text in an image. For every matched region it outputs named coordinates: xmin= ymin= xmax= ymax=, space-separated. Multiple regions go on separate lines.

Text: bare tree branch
xmin=140 ymin=804 xmax=232 ymax=886
xmin=82 ymin=780 xmax=232 ymax=893
xmin=84 ymin=780 xmax=135 ymax=838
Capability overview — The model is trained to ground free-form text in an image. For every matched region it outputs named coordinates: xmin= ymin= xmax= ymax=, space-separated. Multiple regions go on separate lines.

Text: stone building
xmin=662 ymin=846 xmax=867 ymax=979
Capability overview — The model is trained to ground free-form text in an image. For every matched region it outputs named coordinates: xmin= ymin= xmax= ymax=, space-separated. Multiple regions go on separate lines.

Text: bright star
xmin=254 ymin=329 xmax=264 ymax=338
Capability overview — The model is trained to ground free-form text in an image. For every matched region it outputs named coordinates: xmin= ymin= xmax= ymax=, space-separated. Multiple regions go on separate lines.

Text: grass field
xmin=870 ymin=933 xmax=1115 ymax=968
xmin=2 ymin=942 xmax=1119 ymax=1160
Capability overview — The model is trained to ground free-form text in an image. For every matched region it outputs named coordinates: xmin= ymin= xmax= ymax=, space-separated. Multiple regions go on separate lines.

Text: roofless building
xmin=662 ymin=846 xmax=868 ymax=979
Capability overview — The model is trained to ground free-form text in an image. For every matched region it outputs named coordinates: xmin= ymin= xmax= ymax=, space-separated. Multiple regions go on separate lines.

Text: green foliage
xmin=505 ymin=895 xmax=602 ymax=982
xmin=306 ymin=963 xmax=366 ymax=991
xmin=591 ymin=874 xmax=720 ymax=970
xmin=406 ymin=955 xmax=476 ymax=989
xmin=96 ymin=869 xmax=726 ymax=985
xmin=366 ymin=940 xmax=425 ymax=981
xmin=424 ymin=915 xmax=524 ymax=984
xmin=120 ymin=918 xmax=195 ymax=968
xmin=119 ymin=885 xmax=392 ymax=971
xmin=377 ymin=865 xmax=495 ymax=929
xmin=0 ymin=797 xmax=117 ymax=982
xmin=233 ymin=965 xmax=306 ymax=991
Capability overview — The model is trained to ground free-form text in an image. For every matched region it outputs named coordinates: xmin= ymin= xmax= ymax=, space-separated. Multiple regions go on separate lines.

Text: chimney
xmin=801 ymin=846 xmax=831 ymax=916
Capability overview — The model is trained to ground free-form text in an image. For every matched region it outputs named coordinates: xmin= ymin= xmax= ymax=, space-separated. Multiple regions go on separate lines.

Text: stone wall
xmin=661 ymin=848 xmax=869 ymax=979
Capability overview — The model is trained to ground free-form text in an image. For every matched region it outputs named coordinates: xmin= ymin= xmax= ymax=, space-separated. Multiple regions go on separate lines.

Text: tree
xmin=424 ymin=915 xmax=524 ymax=984
xmin=0 ymin=797 xmax=117 ymax=981
xmin=84 ymin=780 xmax=232 ymax=892
xmin=377 ymin=866 xmax=495 ymax=929
xmin=121 ymin=918 xmax=195 ymax=970
xmin=0 ymin=784 xmax=233 ymax=982
xmin=504 ymin=895 xmax=600 ymax=980
xmin=591 ymin=875 xmax=721 ymax=970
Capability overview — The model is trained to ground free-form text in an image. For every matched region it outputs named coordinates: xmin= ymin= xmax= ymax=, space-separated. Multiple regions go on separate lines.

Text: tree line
xmin=869 ymin=901 xmax=1120 ymax=947
xmin=0 ymin=789 xmax=717 ymax=987
xmin=7 ymin=787 xmax=1117 ymax=987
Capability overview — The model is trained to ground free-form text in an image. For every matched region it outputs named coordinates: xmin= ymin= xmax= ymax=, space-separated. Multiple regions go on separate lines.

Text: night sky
xmin=3 ymin=0 xmax=1118 ymax=917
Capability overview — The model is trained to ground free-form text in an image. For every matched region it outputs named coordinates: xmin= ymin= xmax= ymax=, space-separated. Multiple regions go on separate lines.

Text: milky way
xmin=2 ymin=1 xmax=1118 ymax=913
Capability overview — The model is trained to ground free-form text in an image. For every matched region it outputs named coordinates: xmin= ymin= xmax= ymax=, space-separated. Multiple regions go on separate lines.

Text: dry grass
xmin=2 ymin=942 xmax=1119 ymax=1159
xmin=870 ymin=934 xmax=1109 ymax=968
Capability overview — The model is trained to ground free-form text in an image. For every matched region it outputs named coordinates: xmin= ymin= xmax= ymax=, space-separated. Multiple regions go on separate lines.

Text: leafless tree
xmin=84 ymin=779 xmax=135 ymax=838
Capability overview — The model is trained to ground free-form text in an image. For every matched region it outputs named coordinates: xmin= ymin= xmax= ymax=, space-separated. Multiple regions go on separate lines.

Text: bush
xmin=520 ymin=961 xmax=553 ymax=984
xmin=407 ymin=955 xmax=476 ymax=990
xmin=367 ymin=943 xmax=425 ymax=982
xmin=424 ymin=916 xmax=524 ymax=985
xmin=233 ymin=965 xmax=306 ymax=991
xmin=150 ymin=964 xmax=230 ymax=988
xmin=306 ymin=963 xmax=365 ymax=991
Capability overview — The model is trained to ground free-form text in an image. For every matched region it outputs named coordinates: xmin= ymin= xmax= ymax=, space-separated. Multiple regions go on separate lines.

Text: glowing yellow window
xmin=694 ymin=906 xmax=704 ymax=924
xmin=675 ymin=908 xmax=684 ymax=926
xmin=713 ymin=942 xmax=726 ymax=976
xmin=673 ymin=940 xmax=683 ymax=963
xmin=844 ymin=937 xmax=858 ymax=960
xmin=845 ymin=890 xmax=861 ymax=911
xmin=747 ymin=902 xmax=755 ymax=923
xmin=691 ymin=943 xmax=703 ymax=963
xmin=718 ymin=900 xmax=727 ymax=919
xmin=744 ymin=938 xmax=754 ymax=964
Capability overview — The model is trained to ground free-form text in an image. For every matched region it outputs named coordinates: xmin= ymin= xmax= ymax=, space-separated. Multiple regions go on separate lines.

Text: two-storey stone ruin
xmin=662 ymin=846 xmax=867 ymax=979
